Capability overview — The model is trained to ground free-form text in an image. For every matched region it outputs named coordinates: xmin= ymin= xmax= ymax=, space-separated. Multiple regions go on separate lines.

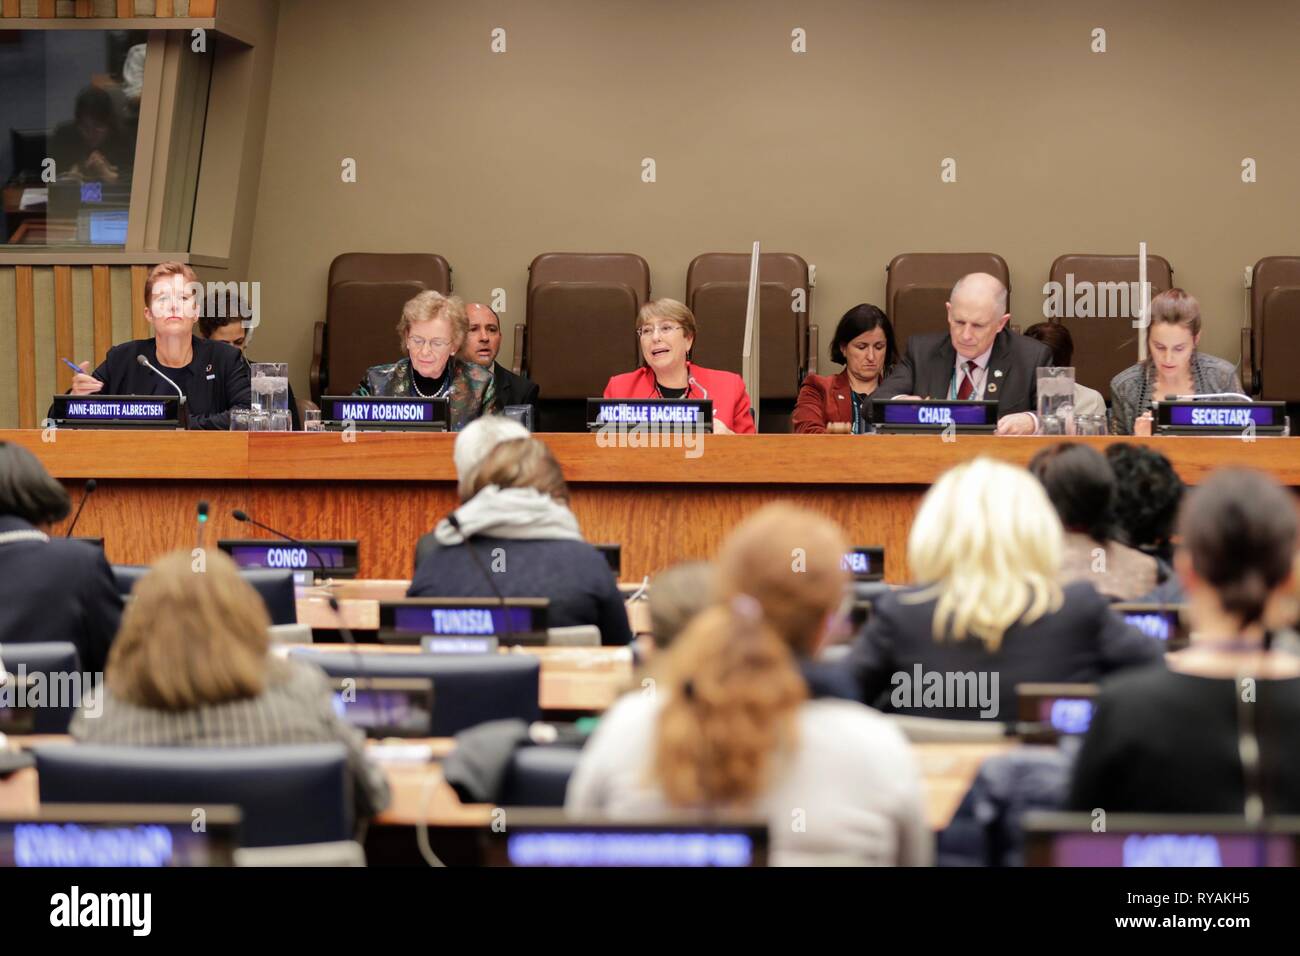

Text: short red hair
xmin=144 ymin=261 xmax=198 ymax=304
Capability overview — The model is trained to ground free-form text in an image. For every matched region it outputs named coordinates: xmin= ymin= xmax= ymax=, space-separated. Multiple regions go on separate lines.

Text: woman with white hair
xmin=849 ymin=457 xmax=1164 ymax=721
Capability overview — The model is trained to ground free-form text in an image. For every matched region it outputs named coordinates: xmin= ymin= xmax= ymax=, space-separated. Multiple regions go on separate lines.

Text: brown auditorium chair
xmin=523 ymin=254 xmax=650 ymax=420
xmin=310 ymin=253 xmax=452 ymax=402
xmin=1248 ymin=257 xmax=1300 ymax=402
xmin=885 ymin=253 xmax=1011 ymax=357
xmin=1046 ymin=254 xmax=1173 ymax=403
xmin=684 ymin=253 xmax=813 ymax=432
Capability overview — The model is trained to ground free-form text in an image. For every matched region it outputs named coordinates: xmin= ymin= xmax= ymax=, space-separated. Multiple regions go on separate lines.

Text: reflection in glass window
xmin=1 ymin=30 xmax=148 ymax=247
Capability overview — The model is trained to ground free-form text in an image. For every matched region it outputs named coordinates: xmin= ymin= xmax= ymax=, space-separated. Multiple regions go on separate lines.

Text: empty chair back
xmin=312 ymin=252 xmax=453 ymax=401
xmin=685 ymin=253 xmax=811 ymax=402
xmin=323 ymin=279 xmax=425 ymax=399
xmin=886 ymin=252 xmax=1011 ymax=355
xmin=1047 ymin=253 xmax=1174 ymax=401
xmin=0 ymin=641 xmax=82 ymax=733
xmin=296 ymin=651 xmax=541 ymax=735
xmin=1250 ymin=257 xmax=1300 ymax=401
xmin=499 ymin=745 xmax=584 ymax=807
xmin=525 ymin=253 xmax=650 ymax=400
xmin=36 ymin=743 xmax=351 ymax=848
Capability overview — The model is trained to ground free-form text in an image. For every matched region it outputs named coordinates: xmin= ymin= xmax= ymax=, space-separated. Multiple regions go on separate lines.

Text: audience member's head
xmin=946 ymin=273 xmax=1010 ymax=361
xmin=909 ymin=458 xmax=1064 ymax=650
xmin=1022 ymin=322 xmax=1074 ymax=367
xmin=1176 ymin=469 xmax=1297 ymax=633
xmin=647 ymin=561 xmax=715 ymax=651
xmin=1105 ymin=444 xmax=1185 ymax=556
xmin=0 ymin=441 xmax=71 ymax=526
xmin=1028 ymin=442 xmax=1116 ymax=544
xmin=107 ymin=550 xmax=271 ymax=711
xmin=652 ymin=504 xmax=848 ymax=805
xmin=460 ymin=302 xmax=502 ymax=369
xmin=468 ymin=437 xmax=569 ymax=505
xmin=830 ymin=303 xmax=897 ymax=383
xmin=452 ymin=415 xmax=529 ymax=501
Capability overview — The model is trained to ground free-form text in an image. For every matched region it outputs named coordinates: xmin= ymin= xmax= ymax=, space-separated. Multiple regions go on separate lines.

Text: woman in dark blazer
xmin=409 ymin=437 xmax=632 ymax=645
xmin=792 ymin=304 xmax=897 ymax=434
xmin=59 ymin=261 xmax=250 ymax=430
xmin=0 ymin=442 xmax=122 ymax=675
xmin=848 ymin=457 xmax=1164 ymax=721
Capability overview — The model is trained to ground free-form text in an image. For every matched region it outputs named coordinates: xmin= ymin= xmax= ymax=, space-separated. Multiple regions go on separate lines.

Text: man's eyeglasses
xmin=637 ymin=323 xmax=684 ymax=339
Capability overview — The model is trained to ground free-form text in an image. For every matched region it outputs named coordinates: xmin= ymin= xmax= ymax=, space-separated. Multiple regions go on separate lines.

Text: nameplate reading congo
xmin=1156 ymin=401 xmax=1286 ymax=436
xmin=320 ymin=395 xmax=449 ymax=431
xmin=217 ymin=539 xmax=359 ymax=579
xmin=50 ymin=395 xmax=182 ymax=429
xmin=587 ymin=398 xmax=713 ymax=431
xmin=871 ymin=399 xmax=998 ymax=434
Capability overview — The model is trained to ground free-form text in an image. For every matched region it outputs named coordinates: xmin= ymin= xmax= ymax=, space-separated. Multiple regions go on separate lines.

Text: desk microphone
xmin=445 ymin=511 xmax=515 ymax=643
xmin=65 ymin=478 xmax=97 ymax=537
xmin=1159 ymin=392 xmax=1254 ymax=403
xmin=197 ymin=500 xmax=209 ymax=551
xmin=230 ymin=509 xmax=331 ymax=581
xmin=136 ymin=354 xmax=189 ymax=426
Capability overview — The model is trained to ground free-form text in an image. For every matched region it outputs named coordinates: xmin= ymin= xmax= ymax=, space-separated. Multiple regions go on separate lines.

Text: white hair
xmin=453 ymin=415 xmax=530 ymax=500
xmin=906 ymin=457 xmax=1063 ymax=651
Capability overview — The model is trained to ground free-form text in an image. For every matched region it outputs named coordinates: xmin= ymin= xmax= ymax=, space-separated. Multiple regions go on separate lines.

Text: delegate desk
xmin=5 ymin=430 xmax=1299 ymax=582
xmin=0 ymin=735 xmax=1017 ymax=835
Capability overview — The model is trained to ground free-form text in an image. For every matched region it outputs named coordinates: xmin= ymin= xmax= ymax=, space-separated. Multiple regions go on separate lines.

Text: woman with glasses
xmin=602 ymin=298 xmax=755 ymax=434
xmin=58 ymin=261 xmax=250 ymax=430
xmin=354 ymin=290 xmax=495 ymax=431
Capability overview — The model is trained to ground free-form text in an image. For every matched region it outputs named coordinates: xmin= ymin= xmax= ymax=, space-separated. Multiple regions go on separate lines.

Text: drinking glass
xmin=230 ymin=408 xmax=250 ymax=431
xmin=302 ymin=409 xmax=324 ymax=432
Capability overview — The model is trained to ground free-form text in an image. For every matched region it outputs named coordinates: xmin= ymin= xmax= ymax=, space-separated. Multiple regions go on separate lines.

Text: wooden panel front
xmin=5 ymin=431 xmax=1299 ymax=582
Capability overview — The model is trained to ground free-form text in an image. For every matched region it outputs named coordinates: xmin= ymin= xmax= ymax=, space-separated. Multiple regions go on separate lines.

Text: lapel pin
xmin=987 ymin=382 xmax=999 ymax=394
xmin=994 ymin=369 xmax=1003 ymax=378
xmin=205 ymin=363 xmax=213 ymax=373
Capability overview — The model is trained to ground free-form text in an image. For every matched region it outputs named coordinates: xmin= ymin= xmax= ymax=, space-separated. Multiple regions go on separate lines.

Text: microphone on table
xmin=230 ymin=509 xmax=331 ymax=582
xmin=446 ymin=511 xmax=515 ymax=643
xmin=1160 ymin=392 xmax=1254 ymax=403
xmin=197 ymin=500 xmax=209 ymax=551
xmin=65 ymin=478 xmax=98 ymax=537
xmin=136 ymin=354 xmax=189 ymax=426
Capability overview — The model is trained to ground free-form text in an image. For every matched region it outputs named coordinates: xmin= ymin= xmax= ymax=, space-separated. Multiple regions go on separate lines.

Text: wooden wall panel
xmin=1 ymin=1 xmax=21 ymax=18
xmin=14 ymin=268 xmax=36 ymax=429
xmin=74 ymin=0 xmax=93 ymax=16
xmin=117 ymin=0 xmax=134 ymax=15
xmin=155 ymin=0 xmax=173 ymax=16
xmin=90 ymin=266 xmax=114 ymax=366
xmin=37 ymin=0 xmax=56 ymax=16
xmin=189 ymin=0 xmax=214 ymax=17
xmin=130 ymin=266 xmax=149 ymax=339
xmin=53 ymin=266 xmax=75 ymax=392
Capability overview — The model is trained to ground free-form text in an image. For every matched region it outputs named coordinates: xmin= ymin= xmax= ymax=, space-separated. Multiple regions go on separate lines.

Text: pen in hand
xmin=62 ymin=357 xmax=103 ymax=395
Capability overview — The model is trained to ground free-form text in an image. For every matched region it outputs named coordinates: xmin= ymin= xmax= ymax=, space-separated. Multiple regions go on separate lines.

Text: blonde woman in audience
xmin=72 ymin=550 xmax=390 ymax=819
xmin=567 ymin=503 xmax=931 ymax=866
xmin=849 ymin=458 xmax=1163 ymax=721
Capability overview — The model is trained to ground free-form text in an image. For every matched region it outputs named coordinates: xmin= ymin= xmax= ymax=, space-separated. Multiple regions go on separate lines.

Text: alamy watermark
xmin=890 ymin=665 xmax=1000 ymax=719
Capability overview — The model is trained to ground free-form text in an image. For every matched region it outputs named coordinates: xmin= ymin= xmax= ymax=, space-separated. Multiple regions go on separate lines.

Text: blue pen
xmin=61 ymin=357 xmax=86 ymax=376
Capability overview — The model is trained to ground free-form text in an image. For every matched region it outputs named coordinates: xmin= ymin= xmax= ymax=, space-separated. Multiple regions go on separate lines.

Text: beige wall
xmin=246 ymin=0 xmax=1300 ymax=400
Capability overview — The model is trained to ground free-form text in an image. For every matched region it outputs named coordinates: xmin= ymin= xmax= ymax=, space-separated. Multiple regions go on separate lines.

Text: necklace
xmin=412 ymin=365 xmax=450 ymax=398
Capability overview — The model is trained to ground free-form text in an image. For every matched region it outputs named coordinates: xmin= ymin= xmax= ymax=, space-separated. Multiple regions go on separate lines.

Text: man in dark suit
xmin=875 ymin=273 xmax=1052 ymax=435
xmin=460 ymin=302 xmax=540 ymax=413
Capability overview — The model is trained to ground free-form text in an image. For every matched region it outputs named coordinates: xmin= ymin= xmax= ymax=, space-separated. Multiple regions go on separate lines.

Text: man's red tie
xmin=957 ymin=360 xmax=977 ymax=400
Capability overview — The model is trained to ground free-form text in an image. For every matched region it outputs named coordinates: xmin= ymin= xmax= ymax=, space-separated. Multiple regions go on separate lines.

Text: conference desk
xmin=0 ymin=734 xmax=1016 ymax=835
xmin=293 ymin=642 xmax=635 ymax=715
xmin=7 ymin=429 xmax=1298 ymax=582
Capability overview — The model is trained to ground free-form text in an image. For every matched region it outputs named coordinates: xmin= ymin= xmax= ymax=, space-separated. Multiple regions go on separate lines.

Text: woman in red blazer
xmin=603 ymin=298 xmax=756 ymax=434
xmin=792 ymin=304 xmax=897 ymax=434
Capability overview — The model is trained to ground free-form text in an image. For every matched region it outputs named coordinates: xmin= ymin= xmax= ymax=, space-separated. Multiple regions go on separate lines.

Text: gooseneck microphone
xmin=136 ymin=354 xmax=188 ymax=426
xmin=230 ymin=509 xmax=331 ymax=580
xmin=65 ymin=478 xmax=98 ymax=537
xmin=446 ymin=511 xmax=515 ymax=642
xmin=197 ymin=500 xmax=209 ymax=551
xmin=1161 ymin=392 xmax=1254 ymax=403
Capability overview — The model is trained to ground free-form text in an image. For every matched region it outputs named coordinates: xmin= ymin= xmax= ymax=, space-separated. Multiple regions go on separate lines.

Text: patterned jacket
xmin=354 ymin=356 xmax=497 ymax=431
xmin=1108 ymin=353 xmax=1243 ymax=435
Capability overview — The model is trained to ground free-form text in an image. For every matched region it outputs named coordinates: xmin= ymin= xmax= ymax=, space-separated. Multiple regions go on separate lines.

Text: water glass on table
xmin=302 ymin=409 xmax=324 ymax=432
xmin=230 ymin=408 xmax=250 ymax=431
